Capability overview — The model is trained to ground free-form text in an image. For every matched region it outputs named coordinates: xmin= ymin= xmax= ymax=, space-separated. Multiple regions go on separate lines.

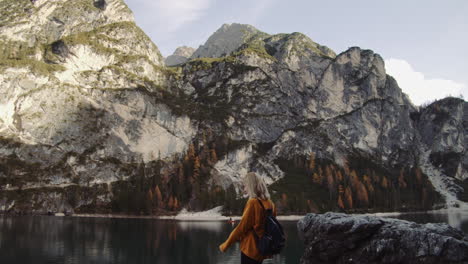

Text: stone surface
xmin=165 ymin=46 xmax=195 ymax=66
xmin=191 ymin=23 xmax=269 ymax=59
xmin=298 ymin=213 xmax=468 ymax=264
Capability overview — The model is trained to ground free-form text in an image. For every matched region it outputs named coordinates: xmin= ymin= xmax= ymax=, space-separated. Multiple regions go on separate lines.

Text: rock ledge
xmin=297 ymin=213 xmax=468 ymax=264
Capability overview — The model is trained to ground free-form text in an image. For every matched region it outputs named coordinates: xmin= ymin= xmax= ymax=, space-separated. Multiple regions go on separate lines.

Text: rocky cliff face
xmin=298 ymin=213 xmax=468 ymax=264
xmin=0 ymin=4 xmax=466 ymax=215
xmin=165 ymin=46 xmax=195 ymax=66
xmin=416 ymin=98 xmax=468 ymax=204
xmin=0 ymin=0 xmax=194 ymax=214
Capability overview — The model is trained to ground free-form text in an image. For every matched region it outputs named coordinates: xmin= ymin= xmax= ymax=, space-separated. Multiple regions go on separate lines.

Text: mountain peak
xmin=165 ymin=46 xmax=195 ymax=66
xmin=172 ymin=46 xmax=195 ymax=57
xmin=191 ymin=23 xmax=269 ymax=59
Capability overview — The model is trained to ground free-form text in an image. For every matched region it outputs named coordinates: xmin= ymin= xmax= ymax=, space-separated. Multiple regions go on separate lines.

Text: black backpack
xmin=253 ymin=199 xmax=286 ymax=256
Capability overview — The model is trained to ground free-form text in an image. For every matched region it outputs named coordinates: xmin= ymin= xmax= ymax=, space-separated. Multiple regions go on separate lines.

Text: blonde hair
xmin=243 ymin=172 xmax=270 ymax=200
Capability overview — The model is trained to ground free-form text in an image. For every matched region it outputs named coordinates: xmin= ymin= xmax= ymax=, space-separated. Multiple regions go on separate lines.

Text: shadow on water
xmin=0 ymin=216 xmax=302 ymax=264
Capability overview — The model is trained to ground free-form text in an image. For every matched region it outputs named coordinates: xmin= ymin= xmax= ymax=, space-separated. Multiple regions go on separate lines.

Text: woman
xmin=219 ymin=172 xmax=276 ymax=264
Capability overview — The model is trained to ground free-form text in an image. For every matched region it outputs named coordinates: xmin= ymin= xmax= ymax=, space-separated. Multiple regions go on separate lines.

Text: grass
xmin=0 ymin=39 xmax=65 ymax=76
xmin=0 ymin=58 xmax=65 ymax=75
xmin=185 ymin=56 xmax=236 ymax=72
xmin=234 ymin=39 xmax=277 ymax=61
xmin=0 ymin=0 xmax=33 ymax=25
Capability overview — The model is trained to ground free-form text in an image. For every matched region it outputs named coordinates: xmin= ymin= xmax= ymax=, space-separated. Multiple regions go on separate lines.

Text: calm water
xmin=0 ymin=212 xmax=467 ymax=264
xmin=389 ymin=210 xmax=468 ymax=234
xmin=0 ymin=216 xmax=302 ymax=264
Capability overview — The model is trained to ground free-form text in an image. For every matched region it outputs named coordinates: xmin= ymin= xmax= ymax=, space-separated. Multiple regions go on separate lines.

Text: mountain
xmin=165 ymin=46 xmax=195 ymax=66
xmin=0 ymin=2 xmax=466 ymax=215
xmin=0 ymin=0 xmax=191 ymax=214
xmin=190 ymin=23 xmax=270 ymax=59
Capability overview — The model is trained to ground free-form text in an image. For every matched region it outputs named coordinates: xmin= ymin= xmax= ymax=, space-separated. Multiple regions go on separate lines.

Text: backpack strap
xmin=256 ymin=198 xmax=266 ymax=211
xmin=257 ymin=198 xmax=274 ymax=217
xmin=253 ymin=198 xmax=266 ymax=241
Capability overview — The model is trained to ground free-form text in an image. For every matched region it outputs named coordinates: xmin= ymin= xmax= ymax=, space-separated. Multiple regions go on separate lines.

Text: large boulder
xmin=297 ymin=213 xmax=468 ymax=264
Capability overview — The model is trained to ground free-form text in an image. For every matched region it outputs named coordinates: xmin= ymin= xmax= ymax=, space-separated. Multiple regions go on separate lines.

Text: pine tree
xmin=308 ymin=152 xmax=316 ymax=171
xmin=381 ymin=176 xmax=389 ymax=189
xmin=422 ymin=187 xmax=428 ymax=208
xmin=363 ymin=174 xmax=375 ymax=194
xmin=168 ymin=196 xmax=174 ymax=211
xmin=415 ymin=167 xmax=423 ymax=184
xmin=145 ymin=189 xmax=154 ymax=214
xmin=206 ymin=128 xmax=213 ymax=142
xmin=187 ymin=143 xmax=196 ymax=161
xmin=325 ymin=165 xmax=333 ymax=183
xmin=154 ymin=185 xmax=163 ymax=208
xmin=356 ymin=182 xmax=369 ymax=207
xmin=338 ymin=184 xmax=345 ymax=195
xmin=344 ymin=187 xmax=353 ymax=209
xmin=336 ymin=170 xmax=344 ymax=183
xmin=312 ymin=173 xmax=321 ymax=184
xmin=178 ymin=165 xmax=184 ymax=184
xmin=200 ymin=144 xmax=209 ymax=162
xmin=350 ymin=170 xmax=360 ymax=190
xmin=193 ymin=156 xmax=201 ymax=180
xmin=337 ymin=195 xmax=345 ymax=209
xmin=147 ymin=189 xmax=154 ymax=202
xmin=327 ymin=170 xmax=335 ymax=201
xmin=210 ymin=148 xmax=218 ymax=165
xmin=398 ymin=168 xmax=407 ymax=188
xmin=281 ymin=193 xmax=288 ymax=211
xmin=343 ymin=158 xmax=350 ymax=176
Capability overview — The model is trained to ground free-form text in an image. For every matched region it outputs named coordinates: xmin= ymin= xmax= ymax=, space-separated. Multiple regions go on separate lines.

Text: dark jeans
xmin=241 ymin=252 xmax=262 ymax=264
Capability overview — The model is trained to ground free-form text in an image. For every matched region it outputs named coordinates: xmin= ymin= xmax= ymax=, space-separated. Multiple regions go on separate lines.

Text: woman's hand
xmin=219 ymin=242 xmax=227 ymax=252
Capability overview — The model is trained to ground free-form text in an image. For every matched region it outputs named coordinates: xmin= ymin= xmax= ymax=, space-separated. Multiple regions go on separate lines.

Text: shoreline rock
xmin=298 ymin=213 xmax=468 ymax=264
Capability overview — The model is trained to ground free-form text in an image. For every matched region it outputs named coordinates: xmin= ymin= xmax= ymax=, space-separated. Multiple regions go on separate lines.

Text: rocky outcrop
xmin=418 ymin=98 xmax=468 ymax=181
xmin=165 ymin=46 xmax=195 ymax=66
xmin=191 ymin=23 xmax=269 ymax=59
xmin=415 ymin=98 xmax=468 ymax=202
xmin=0 ymin=0 xmax=193 ymax=213
xmin=298 ymin=213 xmax=468 ymax=264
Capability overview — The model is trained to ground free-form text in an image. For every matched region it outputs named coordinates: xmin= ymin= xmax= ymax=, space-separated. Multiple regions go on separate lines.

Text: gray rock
xmin=298 ymin=213 xmax=468 ymax=264
xmin=191 ymin=23 xmax=268 ymax=59
xmin=165 ymin=46 xmax=195 ymax=66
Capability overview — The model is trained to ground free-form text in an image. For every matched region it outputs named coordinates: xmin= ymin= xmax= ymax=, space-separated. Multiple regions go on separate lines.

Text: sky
xmin=125 ymin=0 xmax=468 ymax=105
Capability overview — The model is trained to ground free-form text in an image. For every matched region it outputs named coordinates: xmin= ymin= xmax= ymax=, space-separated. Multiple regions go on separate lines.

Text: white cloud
xmin=129 ymin=0 xmax=213 ymax=34
xmin=385 ymin=58 xmax=467 ymax=105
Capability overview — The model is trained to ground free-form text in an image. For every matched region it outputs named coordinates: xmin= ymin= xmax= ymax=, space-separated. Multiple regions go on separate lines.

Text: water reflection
xmin=0 ymin=216 xmax=300 ymax=264
xmin=2 ymin=211 xmax=465 ymax=264
xmin=387 ymin=210 xmax=468 ymax=234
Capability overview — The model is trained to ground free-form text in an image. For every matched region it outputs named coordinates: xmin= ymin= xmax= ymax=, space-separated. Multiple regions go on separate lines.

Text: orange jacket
xmin=220 ymin=198 xmax=277 ymax=261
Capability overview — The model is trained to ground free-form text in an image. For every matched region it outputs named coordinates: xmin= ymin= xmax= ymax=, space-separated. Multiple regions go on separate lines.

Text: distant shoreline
xmin=2 ymin=207 xmax=467 ymax=221
xmin=69 ymin=214 xmax=305 ymax=221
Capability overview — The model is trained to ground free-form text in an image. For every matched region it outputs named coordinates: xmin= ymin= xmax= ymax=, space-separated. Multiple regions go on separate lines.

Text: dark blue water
xmin=0 ymin=211 xmax=466 ymax=264
xmin=0 ymin=216 xmax=301 ymax=264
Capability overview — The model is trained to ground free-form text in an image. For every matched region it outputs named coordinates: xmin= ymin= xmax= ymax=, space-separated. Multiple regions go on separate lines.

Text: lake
xmin=0 ymin=211 xmax=467 ymax=264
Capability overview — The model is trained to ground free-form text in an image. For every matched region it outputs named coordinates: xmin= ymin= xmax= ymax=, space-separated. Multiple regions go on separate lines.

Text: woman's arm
xmin=219 ymin=199 xmax=255 ymax=252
